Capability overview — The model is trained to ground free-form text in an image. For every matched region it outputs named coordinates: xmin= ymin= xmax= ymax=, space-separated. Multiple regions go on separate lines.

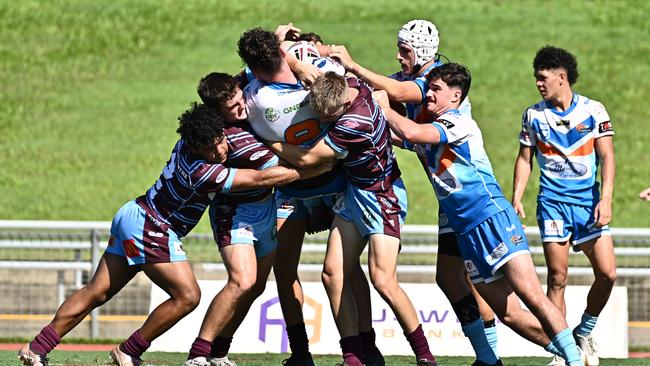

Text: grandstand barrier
xmin=0 ymin=220 xmax=649 ymax=346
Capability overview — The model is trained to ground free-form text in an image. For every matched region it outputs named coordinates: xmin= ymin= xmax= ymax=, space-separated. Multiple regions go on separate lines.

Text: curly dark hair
xmin=237 ymin=27 xmax=283 ymax=76
xmin=176 ymin=102 xmax=225 ymax=151
xmin=426 ymin=63 xmax=472 ymax=103
xmin=197 ymin=72 xmax=238 ymax=108
xmin=299 ymin=32 xmax=323 ymax=44
xmin=533 ymin=45 xmax=579 ymax=85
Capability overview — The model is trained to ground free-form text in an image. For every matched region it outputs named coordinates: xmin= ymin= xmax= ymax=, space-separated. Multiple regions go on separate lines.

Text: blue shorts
xmin=210 ymin=196 xmax=277 ymax=258
xmin=276 ymin=190 xmax=337 ymax=220
xmin=106 ymin=200 xmax=187 ymax=266
xmin=457 ymin=207 xmax=530 ymax=284
xmin=537 ymin=199 xmax=610 ymax=250
xmin=333 ymin=178 xmax=407 ymax=239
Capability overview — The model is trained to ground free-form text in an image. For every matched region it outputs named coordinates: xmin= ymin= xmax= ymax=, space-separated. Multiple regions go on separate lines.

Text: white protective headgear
xmin=397 ymin=19 xmax=439 ymax=68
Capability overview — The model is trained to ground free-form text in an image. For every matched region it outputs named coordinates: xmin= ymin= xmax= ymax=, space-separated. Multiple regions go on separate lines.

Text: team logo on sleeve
xmin=216 ymin=169 xmax=229 ymax=184
xmin=264 ymin=108 xmax=280 ymax=122
xmin=598 ymin=121 xmax=613 ymax=133
xmin=438 ymin=119 xmax=455 ymax=129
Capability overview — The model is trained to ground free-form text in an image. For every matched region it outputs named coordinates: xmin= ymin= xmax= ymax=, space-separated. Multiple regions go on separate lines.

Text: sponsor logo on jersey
xmin=485 ymin=242 xmax=508 ymax=265
xmin=545 ymin=161 xmax=588 ymax=178
xmin=539 ymin=123 xmax=550 ymax=139
xmin=173 ymin=241 xmax=185 ymax=255
xmin=215 ymin=169 xmax=229 ymax=184
xmin=250 ymin=150 xmax=268 ymax=161
xmin=283 ymin=99 xmax=309 ymax=114
xmin=505 ymin=224 xmax=516 ymax=232
xmin=148 ymin=231 xmax=164 ymax=238
xmin=575 ymin=123 xmax=592 ymax=133
xmin=237 ymin=224 xmax=255 ymax=240
xmin=510 ymin=235 xmax=524 ymax=245
xmin=555 ymin=119 xmax=570 ymax=127
xmin=264 ymin=108 xmax=281 ymax=122
xmin=361 ymin=210 xmax=377 ymax=227
xmin=439 ymin=213 xmax=449 ymax=226
xmin=437 ymin=119 xmax=455 ymax=129
xmin=544 ymin=220 xmax=563 ymax=236
xmin=598 ymin=121 xmax=613 ymax=134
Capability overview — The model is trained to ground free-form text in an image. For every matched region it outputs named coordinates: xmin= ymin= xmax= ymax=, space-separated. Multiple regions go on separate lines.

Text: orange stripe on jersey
xmin=435 ymin=146 xmax=456 ymax=175
xmin=536 ymin=138 xmax=594 ymax=157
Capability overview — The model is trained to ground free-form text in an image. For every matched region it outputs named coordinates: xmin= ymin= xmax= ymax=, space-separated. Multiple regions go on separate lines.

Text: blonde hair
xmin=310 ymin=72 xmax=348 ymax=117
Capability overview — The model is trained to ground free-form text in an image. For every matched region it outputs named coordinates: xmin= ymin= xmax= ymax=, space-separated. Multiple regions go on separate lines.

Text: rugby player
xmin=268 ymin=71 xmax=438 ymax=366
xmin=381 ymin=62 xmax=585 ymax=366
xmin=512 ymin=45 xmax=616 ymax=366
xmin=18 ymin=103 xmax=322 ymax=366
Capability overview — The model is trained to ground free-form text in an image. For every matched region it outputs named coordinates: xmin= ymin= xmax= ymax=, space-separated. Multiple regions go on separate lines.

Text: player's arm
xmin=285 ymin=50 xmax=321 ymax=87
xmin=512 ymin=144 xmax=534 ymax=220
xmin=229 ymin=164 xmax=329 ymax=192
xmin=594 ymin=135 xmax=615 ymax=227
xmin=330 ymin=45 xmax=423 ymax=103
xmin=383 ymin=106 xmax=441 ymax=145
xmin=267 ymin=138 xmax=337 ymax=169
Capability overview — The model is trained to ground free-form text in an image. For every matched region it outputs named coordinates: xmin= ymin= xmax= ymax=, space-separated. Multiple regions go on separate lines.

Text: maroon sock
xmin=405 ymin=324 xmax=435 ymax=362
xmin=210 ymin=336 xmax=233 ymax=358
xmin=119 ymin=330 xmax=150 ymax=359
xmin=30 ymin=325 xmax=61 ymax=356
xmin=339 ymin=335 xmax=363 ymax=366
xmin=287 ymin=322 xmax=310 ymax=358
xmin=360 ymin=329 xmax=382 ymax=357
xmin=187 ymin=337 xmax=212 ymax=360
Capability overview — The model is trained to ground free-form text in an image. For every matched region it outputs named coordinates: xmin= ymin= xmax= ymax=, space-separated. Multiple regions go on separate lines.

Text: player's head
xmin=310 ymin=71 xmax=349 ymax=123
xmin=238 ymin=28 xmax=283 ymax=82
xmin=299 ymin=32 xmax=323 ymax=44
xmin=425 ymin=63 xmax=471 ymax=114
xmin=177 ymin=102 xmax=227 ymax=163
xmin=533 ymin=45 xmax=578 ymax=99
xmin=197 ymin=72 xmax=247 ymax=122
xmin=397 ymin=19 xmax=439 ymax=75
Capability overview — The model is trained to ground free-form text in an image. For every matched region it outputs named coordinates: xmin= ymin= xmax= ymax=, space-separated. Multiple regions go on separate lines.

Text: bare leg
xmin=274 ymin=217 xmax=308 ymax=327
xmin=581 ymin=235 xmax=617 ymax=316
xmin=544 ymin=240 xmax=571 ymax=316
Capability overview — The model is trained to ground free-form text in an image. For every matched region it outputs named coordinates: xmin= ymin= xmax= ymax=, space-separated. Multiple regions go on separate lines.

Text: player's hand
xmin=640 ymin=188 xmax=650 ymax=202
xmin=329 ymin=45 xmax=356 ymax=71
xmin=594 ymin=197 xmax=612 ymax=227
xmin=512 ymin=200 xmax=527 ymax=229
xmin=372 ymin=90 xmax=389 ymax=110
xmin=294 ymin=61 xmax=322 ymax=88
xmin=275 ymin=22 xmax=301 ymax=41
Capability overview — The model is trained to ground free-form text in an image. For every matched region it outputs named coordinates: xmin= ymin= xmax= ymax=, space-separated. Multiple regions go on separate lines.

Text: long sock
xmin=405 ymin=324 xmax=436 ymax=362
xmin=187 ymin=337 xmax=211 ymax=360
xmin=287 ymin=322 xmax=310 ymax=358
xmin=574 ymin=312 xmax=598 ymax=337
xmin=30 ymin=325 xmax=61 ymax=356
xmin=339 ymin=335 xmax=363 ymax=366
xmin=483 ymin=319 xmax=498 ymax=357
xmin=360 ymin=329 xmax=382 ymax=357
xmin=120 ymin=330 xmax=151 ymax=359
xmin=462 ymin=319 xmax=498 ymax=364
xmin=552 ymin=328 xmax=583 ymax=365
xmin=211 ymin=336 xmax=233 ymax=358
xmin=544 ymin=341 xmax=562 ymax=357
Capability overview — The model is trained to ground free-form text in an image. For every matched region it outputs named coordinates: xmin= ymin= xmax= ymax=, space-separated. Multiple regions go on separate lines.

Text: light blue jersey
xmin=404 ymin=109 xmax=509 ymax=234
xmin=519 ymin=93 xmax=613 ymax=206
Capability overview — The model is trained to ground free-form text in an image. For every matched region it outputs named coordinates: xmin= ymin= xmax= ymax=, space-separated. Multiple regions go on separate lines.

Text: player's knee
xmin=436 ymin=271 xmax=462 ymax=294
xmin=251 ymin=279 xmax=267 ymax=298
xmin=597 ymin=267 xmax=617 ymax=287
xmin=175 ymin=285 xmax=201 ymax=313
xmin=321 ymin=267 xmax=342 ymax=289
xmin=228 ymin=274 xmax=257 ymax=296
xmin=547 ymin=271 xmax=568 ymax=290
xmin=83 ymin=282 xmax=111 ymax=307
xmin=370 ymin=271 xmax=397 ymax=296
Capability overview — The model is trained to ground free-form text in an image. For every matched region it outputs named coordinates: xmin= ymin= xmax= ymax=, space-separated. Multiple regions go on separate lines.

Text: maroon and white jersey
xmin=323 ymin=77 xmax=401 ymax=191
xmin=221 ymin=123 xmax=279 ymax=203
xmin=137 ymin=139 xmax=235 ymax=237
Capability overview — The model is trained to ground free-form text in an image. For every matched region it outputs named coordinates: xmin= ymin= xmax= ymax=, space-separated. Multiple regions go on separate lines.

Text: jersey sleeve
xmin=432 ymin=116 xmax=469 ymax=145
xmin=323 ymin=118 xmax=367 ymax=159
xmin=592 ymin=101 xmax=614 ymax=139
xmin=412 ymin=75 xmax=428 ymax=104
xmin=193 ymin=164 xmax=237 ymax=194
xmin=518 ymin=109 xmax=536 ymax=147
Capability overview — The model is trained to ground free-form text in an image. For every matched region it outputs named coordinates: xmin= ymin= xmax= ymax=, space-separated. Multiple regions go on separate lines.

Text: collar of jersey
xmin=545 ymin=93 xmax=579 ymax=117
xmin=266 ymin=80 xmax=304 ymax=90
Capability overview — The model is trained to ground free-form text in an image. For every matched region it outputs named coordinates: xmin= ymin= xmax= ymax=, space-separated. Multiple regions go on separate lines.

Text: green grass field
xmin=1 ymin=0 xmax=649 ymax=231
xmin=4 ymin=350 xmax=650 ymax=366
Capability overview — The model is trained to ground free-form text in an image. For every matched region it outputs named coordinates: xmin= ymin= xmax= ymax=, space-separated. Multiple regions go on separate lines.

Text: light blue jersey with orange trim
xmin=519 ymin=93 xmax=613 ymax=206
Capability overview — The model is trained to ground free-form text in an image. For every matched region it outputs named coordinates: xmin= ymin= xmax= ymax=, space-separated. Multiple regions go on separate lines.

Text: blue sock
xmin=484 ymin=323 xmax=498 ymax=357
xmin=544 ymin=341 xmax=562 ymax=357
xmin=462 ymin=319 xmax=498 ymax=364
xmin=552 ymin=328 xmax=583 ymax=366
xmin=574 ymin=312 xmax=598 ymax=336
